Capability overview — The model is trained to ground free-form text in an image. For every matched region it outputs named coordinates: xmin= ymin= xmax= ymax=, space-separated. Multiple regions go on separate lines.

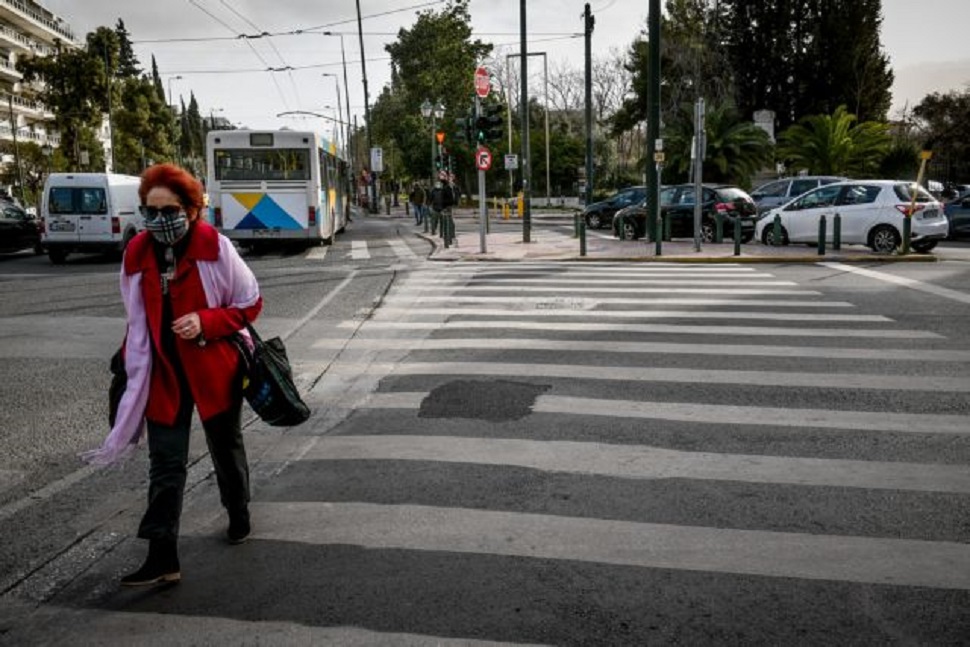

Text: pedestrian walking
xmin=409 ymin=182 xmax=426 ymax=226
xmin=429 ymin=173 xmax=456 ymax=237
xmin=82 ymin=162 xmax=263 ymax=587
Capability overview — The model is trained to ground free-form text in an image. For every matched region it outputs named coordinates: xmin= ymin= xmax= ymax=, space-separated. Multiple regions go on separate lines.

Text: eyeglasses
xmin=139 ymin=205 xmax=185 ymax=219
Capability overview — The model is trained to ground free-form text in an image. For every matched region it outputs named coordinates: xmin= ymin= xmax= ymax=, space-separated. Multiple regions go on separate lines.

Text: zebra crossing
xmin=56 ymin=261 xmax=968 ymax=644
xmin=346 ymin=237 xmax=424 ymax=261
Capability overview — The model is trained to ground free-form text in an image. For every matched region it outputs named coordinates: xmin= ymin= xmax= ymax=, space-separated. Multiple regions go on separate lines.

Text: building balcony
xmin=0 ymin=21 xmax=33 ymax=52
xmin=0 ymin=0 xmax=75 ymax=46
xmin=0 ymin=56 xmax=21 ymax=81
xmin=0 ymin=122 xmax=57 ymax=146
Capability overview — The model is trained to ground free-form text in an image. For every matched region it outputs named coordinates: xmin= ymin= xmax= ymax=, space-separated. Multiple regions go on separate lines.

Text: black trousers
xmin=137 ymin=391 xmax=249 ymax=541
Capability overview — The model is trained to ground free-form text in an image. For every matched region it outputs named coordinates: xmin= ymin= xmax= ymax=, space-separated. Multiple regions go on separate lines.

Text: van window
xmin=48 ymin=187 xmax=108 ymax=215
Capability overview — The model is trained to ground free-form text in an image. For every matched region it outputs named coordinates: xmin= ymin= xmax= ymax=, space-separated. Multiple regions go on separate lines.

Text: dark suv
xmin=581 ymin=185 xmax=646 ymax=229
xmin=612 ymin=184 xmax=758 ymax=242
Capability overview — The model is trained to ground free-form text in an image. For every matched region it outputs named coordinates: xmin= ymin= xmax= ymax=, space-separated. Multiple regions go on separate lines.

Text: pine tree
xmin=151 ymin=55 xmax=166 ymax=105
xmin=115 ymin=19 xmax=141 ymax=78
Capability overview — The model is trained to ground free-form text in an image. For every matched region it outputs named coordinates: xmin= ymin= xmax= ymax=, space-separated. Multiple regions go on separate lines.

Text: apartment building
xmin=0 ymin=0 xmax=77 ymax=151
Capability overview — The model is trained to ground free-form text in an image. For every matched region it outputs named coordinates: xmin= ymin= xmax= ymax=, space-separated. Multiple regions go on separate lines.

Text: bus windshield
xmin=214 ymin=148 xmax=311 ymax=182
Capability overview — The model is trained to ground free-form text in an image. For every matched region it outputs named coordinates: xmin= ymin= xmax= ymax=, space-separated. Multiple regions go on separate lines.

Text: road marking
xmin=305 ymin=246 xmax=328 ymax=260
xmin=350 ymin=240 xmax=371 ymax=259
xmin=242 ymin=501 xmax=970 ymax=590
xmin=340 ymin=319 xmax=941 ymax=339
xmin=328 ymin=361 xmax=970 ymax=392
xmin=360 ymin=392 xmax=970 ymax=435
xmin=387 ymin=239 xmax=420 ymax=260
xmin=297 ymin=435 xmax=970 ymax=493
xmin=311 ymin=336 xmax=970 ymax=362
xmin=380 ymin=295 xmax=854 ymax=308
xmin=0 ymin=465 xmax=98 ymax=523
xmin=821 ymin=262 xmax=970 ymax=305
xmin=404 ymin=276 xmax=792 ymax=285
xmin=375 ymin=303 xmax=883 ymax=322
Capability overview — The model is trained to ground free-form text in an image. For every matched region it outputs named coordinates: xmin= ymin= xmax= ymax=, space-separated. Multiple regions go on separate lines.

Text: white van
xmin=41 ymin=173 xmax=142 ymax=264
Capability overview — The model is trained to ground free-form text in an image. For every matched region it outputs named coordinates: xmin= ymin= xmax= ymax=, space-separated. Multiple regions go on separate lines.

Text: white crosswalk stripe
xmin=350 ymin=240 xmax=370 ymax=259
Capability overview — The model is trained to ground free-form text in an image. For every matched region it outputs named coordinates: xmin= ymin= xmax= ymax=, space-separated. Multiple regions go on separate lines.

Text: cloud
xmin=891 ymin=59 xmax=970 ymax=117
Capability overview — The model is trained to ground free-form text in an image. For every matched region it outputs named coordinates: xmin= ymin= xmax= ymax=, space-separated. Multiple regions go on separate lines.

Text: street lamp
xmin=322 ymin=31 xmax=357 ymax=206
xmin=166 ymin=75 xmax=183 ymax=108
xmin=321 ymin=73 xmax=345 ymax=156
xmin=420 ymin=99 xmax=445 ymax=185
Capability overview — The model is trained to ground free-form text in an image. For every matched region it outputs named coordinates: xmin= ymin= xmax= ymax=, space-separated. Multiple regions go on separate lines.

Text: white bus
xmin=205 ymin=130 xmax=349 ymax=249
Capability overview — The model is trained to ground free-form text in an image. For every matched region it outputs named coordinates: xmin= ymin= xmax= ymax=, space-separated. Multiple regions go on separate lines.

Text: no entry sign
xmin=474 ymin=66 xmax=490 ymax=98
xmin=476 ymin=146 xmax=493 ymax=171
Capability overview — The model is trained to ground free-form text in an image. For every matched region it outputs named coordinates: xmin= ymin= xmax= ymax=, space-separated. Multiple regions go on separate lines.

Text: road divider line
xmin=240 ymin=501 xmax=970 ymax=590
xmin=821 ymin=262 xmax=970 ymax=305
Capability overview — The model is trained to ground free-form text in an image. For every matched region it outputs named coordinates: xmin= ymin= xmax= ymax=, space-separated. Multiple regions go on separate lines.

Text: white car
xmin=755 ymin=180 xmax=948 ymax=253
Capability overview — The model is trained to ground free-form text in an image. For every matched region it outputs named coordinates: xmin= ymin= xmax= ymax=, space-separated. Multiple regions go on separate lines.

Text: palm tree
xmin=777 ymin=105 xmax=890 ymax=177
xmin=661 ymin=101 xmax=774 ymax=188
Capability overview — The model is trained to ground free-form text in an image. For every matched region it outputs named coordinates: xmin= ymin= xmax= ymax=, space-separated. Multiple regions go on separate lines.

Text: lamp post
xmin=420 ymin=99 xmax=445 ymax=186
xmin=321 ymin=74 xmax=344 ymax=156
xmin=506 ymin=51 xmax=551 ymax=207
xmin=320 ymin=33 xmax=352 ymax=158
xmin=166 ymin=75 xmax=183 ymax=108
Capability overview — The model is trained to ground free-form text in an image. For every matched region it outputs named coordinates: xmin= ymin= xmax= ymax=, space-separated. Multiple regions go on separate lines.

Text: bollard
xmin=817 ymin=214 xmax=827 ymax=255
xmin=573 ymin=212 xmax=579 ymax=238
xmin=734 ymin=217 xmax=742 ymax=256
xmin=423 ymin=208 xmax=429 ymax=233
xmin=443 ymin=213 xmax=450 ymax=248
xmin=902 ymin=216 xmax=911 ymax=254
xmin=772 ymin=213 xmax=782 ymax=246
xmin=617 ymin=217 xmax=626 ymax=241
xmin=579 ymin=218 xmax=587 ymax=256
xmin=715 ymin=212 xmax=724 ymax=243
xmin=833 ymin=212 xmax=841 ymax=251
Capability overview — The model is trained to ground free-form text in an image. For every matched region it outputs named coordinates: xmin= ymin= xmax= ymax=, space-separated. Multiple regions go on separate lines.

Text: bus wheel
xmin=48 ymin=248 xmax=67 ymax=264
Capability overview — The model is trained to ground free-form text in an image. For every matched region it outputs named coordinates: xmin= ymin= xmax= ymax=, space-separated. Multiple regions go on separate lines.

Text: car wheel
xmin=33 ymin=242 xmax=44 ymax=255
xmin=701 ymin=220 xmax=715 ymax=243
xmin=622 ymin=219 xmax=639 ymax=241
xmin=761 ymin=226 xmax=789 ymax=246
xmin=586 ymin=212 xmax=604 ymax=229
xmin=911 ymin=239 xmax=938 ymax=253
xmin=48 ymin=248 xmax=67 ymax=264
xmin=869 ymin=225 xmax=900 ymax=253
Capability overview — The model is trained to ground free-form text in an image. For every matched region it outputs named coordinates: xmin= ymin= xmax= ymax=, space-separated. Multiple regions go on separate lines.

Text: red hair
xmin=139 ymin=163 xmax=205 ymax=221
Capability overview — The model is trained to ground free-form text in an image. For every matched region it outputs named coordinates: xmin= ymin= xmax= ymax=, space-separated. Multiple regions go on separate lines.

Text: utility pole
xmin=647 ymin=0 xmax=661 ymax=254
xmin=583 ymin=4 xmax=594 ymax=209
xmin=355 ymin=0 xmax=376 ymax=213
xmin=519 ymin=0 xmax=531 ymax=242
xmin=7 ymin=95 xmax=25 ymax=205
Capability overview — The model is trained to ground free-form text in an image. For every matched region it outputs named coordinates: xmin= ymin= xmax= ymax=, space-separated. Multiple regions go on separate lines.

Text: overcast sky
xmin=42 ymin=0 xmax=970 ymax=133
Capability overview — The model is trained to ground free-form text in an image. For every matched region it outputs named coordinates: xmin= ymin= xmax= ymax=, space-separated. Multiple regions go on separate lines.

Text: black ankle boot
xmin=121 ymin=538 xmax=181 ymax=587
xmin=227 ymin=507 xmax=251 ymax=545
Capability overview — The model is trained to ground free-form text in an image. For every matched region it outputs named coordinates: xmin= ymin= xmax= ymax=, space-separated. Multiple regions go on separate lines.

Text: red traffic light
xmin=435 ymin=130 xmax=445 ymax=144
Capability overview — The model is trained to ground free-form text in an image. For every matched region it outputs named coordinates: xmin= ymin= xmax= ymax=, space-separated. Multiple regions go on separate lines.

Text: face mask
xmin=141 ymin=206 xmax=188 ymax=245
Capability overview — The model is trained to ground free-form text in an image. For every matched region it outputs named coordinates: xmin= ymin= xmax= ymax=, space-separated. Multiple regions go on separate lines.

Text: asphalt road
xmin=1 ymin=214 xmax=969 ymax=644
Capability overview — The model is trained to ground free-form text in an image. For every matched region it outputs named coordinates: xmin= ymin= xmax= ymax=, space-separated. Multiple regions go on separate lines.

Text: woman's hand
xmin=172 ymin=312 xmax=202 ymax=340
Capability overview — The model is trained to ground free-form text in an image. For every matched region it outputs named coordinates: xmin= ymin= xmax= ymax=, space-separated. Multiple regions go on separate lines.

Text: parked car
xmin=581 ymin=185 xmax=646 ymax=229
xmin=0 ymin=200 xmax=42 ymax=254
xmin=750 ymin=176 xmax=846 ymax=213
xmin=755 ymin=180 xmax=947 ymax=253
xmin=944 ymin=190 xmax=970 ymax=239
xmin=612 ymin=184 xmax=758 ymax=243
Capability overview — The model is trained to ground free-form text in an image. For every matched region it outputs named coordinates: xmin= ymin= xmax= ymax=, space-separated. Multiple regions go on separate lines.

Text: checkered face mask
xmin=140 ymin=205 xmax=188 ymax=246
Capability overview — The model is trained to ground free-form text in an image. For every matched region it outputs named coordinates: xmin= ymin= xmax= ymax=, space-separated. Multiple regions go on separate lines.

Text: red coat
xmin=124 ymin=222 xmax=262 ymax=424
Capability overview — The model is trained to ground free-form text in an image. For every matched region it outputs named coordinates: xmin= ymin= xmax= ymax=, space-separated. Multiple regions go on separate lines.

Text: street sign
xmin=476 ymin=146 xmax=493 ymax=171
xmin=370 ymin=147 xmax=383 ymax=173
xmin=653 ymin=151 xmax=665 ymax=163
xmin=474 ymin=66 xmax=490 ymax=98
xmin=504 ymin=153 xmax=518 ymax=170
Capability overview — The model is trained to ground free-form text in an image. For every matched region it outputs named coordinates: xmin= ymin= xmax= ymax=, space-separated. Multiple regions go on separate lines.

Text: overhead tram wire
xmin=134 ymin=1 xmax=447 ymax=44
xmin=186 ymin=0 xmax=292 ymax=111
xmin=217 ymin=0 xmax=303 ymax=108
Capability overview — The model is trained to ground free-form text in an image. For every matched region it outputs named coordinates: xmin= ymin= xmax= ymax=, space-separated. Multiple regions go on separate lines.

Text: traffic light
xmin=434 ymin=154 xmax=442 ymax=170
xmin=454 ymin=117 xmax=474 ymax=143
xmin=475 ymin=103 xmax=504 ymax=143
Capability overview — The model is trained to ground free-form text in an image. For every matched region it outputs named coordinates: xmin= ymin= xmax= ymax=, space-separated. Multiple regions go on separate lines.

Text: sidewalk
xmin=395 ymin=207 xmax=939 ymax=264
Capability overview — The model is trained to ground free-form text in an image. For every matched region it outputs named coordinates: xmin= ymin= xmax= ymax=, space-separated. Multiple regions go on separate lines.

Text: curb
xmin=416 ymin=233 xmax=939 ymax=264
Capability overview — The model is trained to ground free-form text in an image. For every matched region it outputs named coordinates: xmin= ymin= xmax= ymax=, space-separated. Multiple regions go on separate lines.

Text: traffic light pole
xmin=476 ymin=95 xmax=487 ymax=254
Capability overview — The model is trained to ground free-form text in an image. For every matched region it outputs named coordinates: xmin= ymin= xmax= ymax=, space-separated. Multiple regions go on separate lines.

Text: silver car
xmin=755 ymin=180 xmax=948 ymax=253
xmin=750 ymin=176 xmax=846 ymax=213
